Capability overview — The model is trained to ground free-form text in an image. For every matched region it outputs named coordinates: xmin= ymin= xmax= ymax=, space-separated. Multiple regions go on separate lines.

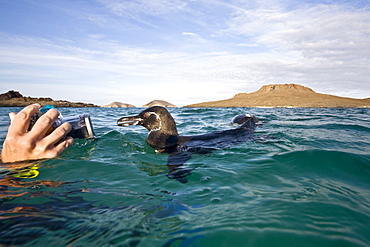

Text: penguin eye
xmin=143 ymin=112 xmax=159 ymax=120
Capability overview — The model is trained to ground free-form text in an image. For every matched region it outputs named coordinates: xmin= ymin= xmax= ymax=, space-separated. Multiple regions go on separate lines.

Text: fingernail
xmin=32 ymin=103 xmax=41 ymax=108
xmin=9 ymin=112 xmax=15 ymax=121
xmin=67 ymin=137 xmax=74 ymax=147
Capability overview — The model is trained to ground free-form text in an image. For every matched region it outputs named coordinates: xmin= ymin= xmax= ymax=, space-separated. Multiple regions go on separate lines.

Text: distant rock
xmin=0 ymin=90 xmax=98 ymax=107
xmin=142 ymin=100 xmax=177 ymax=108
xmin=185 ymin=84 xmax=370 ymax=108
xmin=103 ymin=101 xmax=136 ymax=108
xmin=0 ymin=90 xmax=24 ymax=100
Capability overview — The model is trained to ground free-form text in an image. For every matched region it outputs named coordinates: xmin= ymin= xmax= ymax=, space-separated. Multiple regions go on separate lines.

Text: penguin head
xmin=117 ymin=106 xmax=178 ymax=135
xmin=232 ymin=114 xmax=258 ymax=124
xmin=117 ymin=106 xmax=179 ymax=151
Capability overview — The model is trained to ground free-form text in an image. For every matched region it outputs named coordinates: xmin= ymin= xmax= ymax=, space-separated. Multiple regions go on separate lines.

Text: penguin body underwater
xmin=117 ymin=106 xmax=259 ymax=182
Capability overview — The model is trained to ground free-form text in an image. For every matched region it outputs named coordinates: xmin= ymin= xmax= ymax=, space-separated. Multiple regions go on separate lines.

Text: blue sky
xmin=0 ymin=0 xmax=369 ymax=106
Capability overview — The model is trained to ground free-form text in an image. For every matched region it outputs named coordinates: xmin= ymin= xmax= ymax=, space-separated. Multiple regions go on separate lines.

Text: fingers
xmin=28 ymin=108 xmax=60 ymax=138
xmin=43 ymin=136 xmax=73 ymax=159
xmin=8 ymin=104 xmax=41 ymax=136
xmin=45 ymin=122 xmax=72 ymax=145
xmin=2 ymin=104 xmax=76 ymax=163
xmin=28 ymin=123 xmax=73 ymax=160
xmin=53 ymin=136 xmax=74 ymax=156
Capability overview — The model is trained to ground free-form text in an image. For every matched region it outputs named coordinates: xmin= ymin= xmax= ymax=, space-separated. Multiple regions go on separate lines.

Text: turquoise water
xmin=1 ymin=107 xmax=370 ymax=247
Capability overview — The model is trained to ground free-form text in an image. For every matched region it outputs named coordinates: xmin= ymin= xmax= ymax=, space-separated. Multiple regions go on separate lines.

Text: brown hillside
xmin=143 ymin=100 xmax=177 ymax=108
xmin=103 ymin=101 xmax=136 ymax=108
xmin=185 ymin=84 xmax=370 ymax=108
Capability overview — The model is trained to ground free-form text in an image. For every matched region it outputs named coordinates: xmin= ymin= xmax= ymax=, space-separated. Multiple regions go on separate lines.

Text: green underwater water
xmin=1 ymin=107 xmax=370 ymax=247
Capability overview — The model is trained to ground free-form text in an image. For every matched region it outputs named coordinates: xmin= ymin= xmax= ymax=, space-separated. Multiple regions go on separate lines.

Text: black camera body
xmin=29 ymin=106 xmax=95 ymax=139
xmin=55 ymin=114 xmax=95 ymax=139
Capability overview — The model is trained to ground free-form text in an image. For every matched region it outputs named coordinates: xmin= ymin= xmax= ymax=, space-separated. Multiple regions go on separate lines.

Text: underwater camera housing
xmin=28 ymin=105 xmax=95 ymax=139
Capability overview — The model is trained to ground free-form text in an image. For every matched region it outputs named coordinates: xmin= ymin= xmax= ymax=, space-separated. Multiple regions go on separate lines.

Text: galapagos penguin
xmin=117 ymin=106 xmax=259 ymax=182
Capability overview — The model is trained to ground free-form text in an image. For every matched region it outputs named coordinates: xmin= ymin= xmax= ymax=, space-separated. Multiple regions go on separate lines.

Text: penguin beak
xmin=117 ymin=115 xmax=142 ymax=126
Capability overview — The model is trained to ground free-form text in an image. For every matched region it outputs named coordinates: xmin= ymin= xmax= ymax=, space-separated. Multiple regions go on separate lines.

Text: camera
xmin=28 ymin=105 xmax=95 ymax=139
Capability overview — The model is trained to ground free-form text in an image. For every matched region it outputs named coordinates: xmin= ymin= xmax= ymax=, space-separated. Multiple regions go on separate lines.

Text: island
xmin=0 ymin=90 xmax=98 ymax=107
xmin=103 ymin=102 xmax=136 ymax=108
xmin=185 ymin=84 xmax=370 ymax=108
xmin=142 ymin=100 xmax=177 ymax=108
xmin=3 ymin=85 xmax=369 ymax=109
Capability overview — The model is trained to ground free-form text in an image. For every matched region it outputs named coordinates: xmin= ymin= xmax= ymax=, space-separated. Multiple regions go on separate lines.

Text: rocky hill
xmin=142 ymin=100 xmax=177 ymax=108
xmin=185 ymin=84 xmax=370 ymax=108
xmin=0 ymin=90 xmax=98 ymax=107
xmin=103 ymin=101 xmax=136 ymax=108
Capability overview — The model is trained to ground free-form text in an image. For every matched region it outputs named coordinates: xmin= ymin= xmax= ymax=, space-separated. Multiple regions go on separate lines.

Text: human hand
xmin=1 ymin=104 xmax=74 ymax=163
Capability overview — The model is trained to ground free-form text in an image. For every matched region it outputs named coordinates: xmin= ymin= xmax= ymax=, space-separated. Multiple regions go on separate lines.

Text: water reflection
xmin=0 ymin=160 xmax=193 ymax=246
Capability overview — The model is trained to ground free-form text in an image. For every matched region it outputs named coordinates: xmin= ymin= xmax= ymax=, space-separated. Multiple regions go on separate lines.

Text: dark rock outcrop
xmin=0 ymin=90 xmax=24 ymax=100
xmin=0 ymin=90 xmax=98 ymax=107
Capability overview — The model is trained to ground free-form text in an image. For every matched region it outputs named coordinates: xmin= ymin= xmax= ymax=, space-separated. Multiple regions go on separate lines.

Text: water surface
xmin=1 ymin=107 xmax=369 ymax=246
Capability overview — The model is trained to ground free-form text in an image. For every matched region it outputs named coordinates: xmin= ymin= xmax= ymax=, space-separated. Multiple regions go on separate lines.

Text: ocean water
xmin=1 ymin=107 xmax=370 ymax=247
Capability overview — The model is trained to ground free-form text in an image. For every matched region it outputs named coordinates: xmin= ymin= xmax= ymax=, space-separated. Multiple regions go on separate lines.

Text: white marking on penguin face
xmin=130 ymin=120 xmax=141 ymax=126
xmin=145 ymin=112 xmax=162 ymax=132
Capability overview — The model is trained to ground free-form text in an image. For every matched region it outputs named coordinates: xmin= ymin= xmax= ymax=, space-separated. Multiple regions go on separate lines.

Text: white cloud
xmin=1 ymin=1 xmax=369 ymax=107
xmin=221 ymin=2 xmax=370 ymax=95
xmin=98 ymin=0 xmax=187 ymax=17
xmin=182 ymin=32 xmax=198 ymax=37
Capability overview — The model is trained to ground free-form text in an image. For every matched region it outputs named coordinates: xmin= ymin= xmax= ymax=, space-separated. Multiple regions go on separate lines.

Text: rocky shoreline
xmin=2 ymin=85 xmax=370 ymax=108
xmin=0 ymin=90 xmax=98 ymax=107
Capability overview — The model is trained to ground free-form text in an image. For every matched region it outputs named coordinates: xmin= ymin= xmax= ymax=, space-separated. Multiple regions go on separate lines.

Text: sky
xmin=0 ymin=0 xmax=369 ymax=107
